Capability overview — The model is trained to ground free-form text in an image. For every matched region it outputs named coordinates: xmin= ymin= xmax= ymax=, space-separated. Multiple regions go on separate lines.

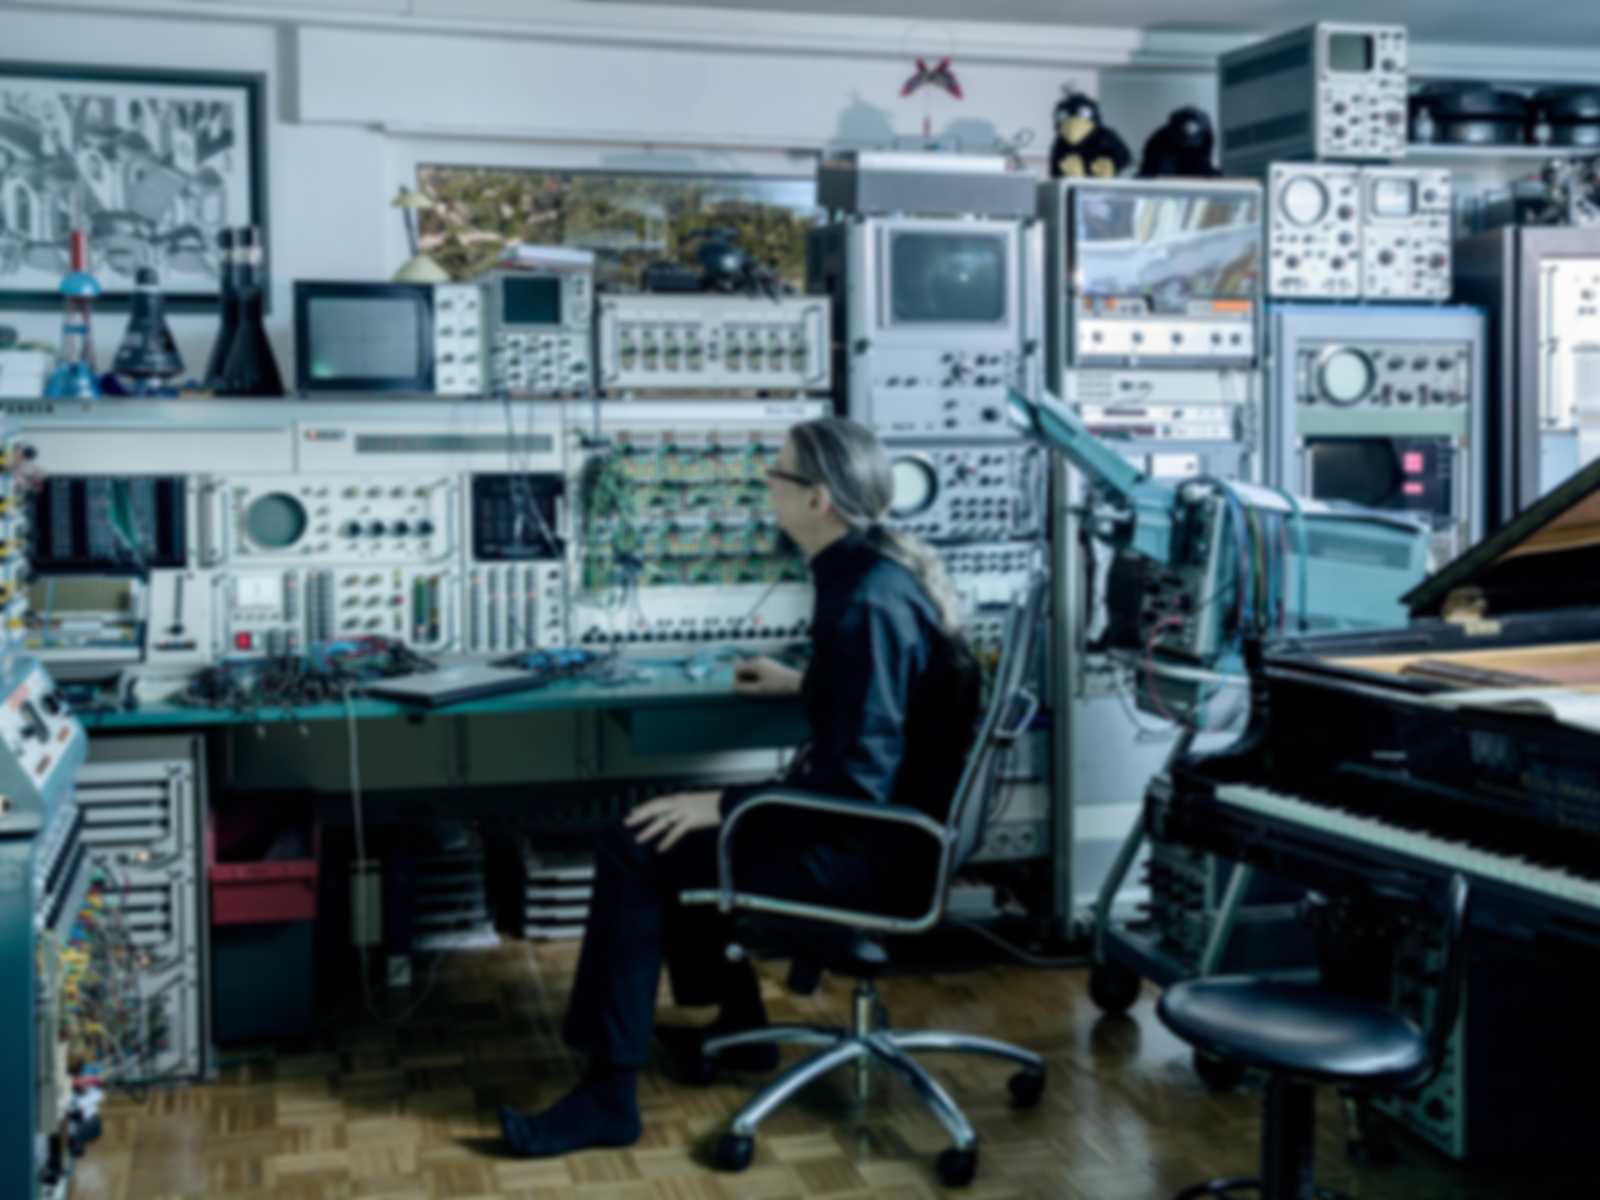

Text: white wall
xmin=6 ymin=0 xmax=1590 ymax=389
xmin=3 ymin=1 xmax=1138 ymax=382
xmin=4 ymin=8 xmax=386 ymax=376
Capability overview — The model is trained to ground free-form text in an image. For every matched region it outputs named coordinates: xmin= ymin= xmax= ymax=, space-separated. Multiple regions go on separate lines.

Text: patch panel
xmin=465 ymin=563 xmax=566 ymax=654
xmin=216 ymin=567 xmax=458 ymax=656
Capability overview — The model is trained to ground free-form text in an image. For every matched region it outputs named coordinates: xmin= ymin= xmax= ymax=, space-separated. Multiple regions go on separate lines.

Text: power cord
xmin=943 ymin=917 xmax=1088 ymax=970
xmin=343 ymin=686 xmax=450 ymax=1026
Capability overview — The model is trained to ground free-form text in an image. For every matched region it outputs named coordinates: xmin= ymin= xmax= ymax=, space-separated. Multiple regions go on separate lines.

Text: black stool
xmin=1156 ymin=874 xmax=1469 ymax=1200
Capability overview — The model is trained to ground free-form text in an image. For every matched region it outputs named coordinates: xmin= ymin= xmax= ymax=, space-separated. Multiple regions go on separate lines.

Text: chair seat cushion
xmin=734 ymin=914 xmax=889 ymax=980
xmin=1157 ymin=977 xmax=1431 ymax=1088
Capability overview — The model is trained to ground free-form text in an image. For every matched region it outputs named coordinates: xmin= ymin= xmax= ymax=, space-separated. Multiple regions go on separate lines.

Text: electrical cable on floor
xmin=344 ymin=686 xmax=450 ymax=1026
xmin=943 ymin=916 xmax=1089 ymax=970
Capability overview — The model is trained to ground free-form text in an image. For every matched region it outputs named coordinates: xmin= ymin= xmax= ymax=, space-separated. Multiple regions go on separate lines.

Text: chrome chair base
xmin=702 ymin=980 xmax=1046 ymax=1152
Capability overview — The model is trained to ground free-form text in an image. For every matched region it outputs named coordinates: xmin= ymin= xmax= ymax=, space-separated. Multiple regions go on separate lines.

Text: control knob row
xmin=340 ymin=519 xmax=435 ymax=538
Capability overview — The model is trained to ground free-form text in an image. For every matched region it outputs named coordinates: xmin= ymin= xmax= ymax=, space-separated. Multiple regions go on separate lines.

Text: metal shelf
xmin=1406 ymin=144 xmax=1596 ymax=162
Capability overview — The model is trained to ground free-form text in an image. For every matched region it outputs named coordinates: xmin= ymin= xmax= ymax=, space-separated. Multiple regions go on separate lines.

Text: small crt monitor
xmin=295 ymin=282 xmax=432 ymax=393
xmin=1367 ymin=175 xmax=1417 ymax=218
xmin=500 ymin=275 xmax=563 ymax=328
xmin=1326 ymin=31 xmax=1375 ymax=72
xmin=885 ymin=230 xmax=1009 ymax=326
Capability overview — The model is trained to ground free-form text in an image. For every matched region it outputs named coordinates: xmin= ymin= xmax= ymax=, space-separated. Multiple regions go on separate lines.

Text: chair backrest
xmin=942 ymin=567 xmax=1050 ymax=877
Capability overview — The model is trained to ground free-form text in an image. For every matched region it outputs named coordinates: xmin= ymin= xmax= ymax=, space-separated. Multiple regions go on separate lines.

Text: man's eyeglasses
xmin=765 ymin=468 xmax=817 ymax=487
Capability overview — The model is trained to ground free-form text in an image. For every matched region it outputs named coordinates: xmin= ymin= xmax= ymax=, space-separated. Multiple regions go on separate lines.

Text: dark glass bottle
xmin=203 ymin=228 xmax=240 ymax=388
xmin=216 ymin=226 xmax=285 ymax=397
xmin=113 ymin=267 xmax=184 ymax=387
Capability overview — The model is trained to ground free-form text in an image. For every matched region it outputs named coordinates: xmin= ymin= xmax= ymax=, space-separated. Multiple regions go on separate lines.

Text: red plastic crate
xmin=206 ymin=809 xmax=320 ymax=926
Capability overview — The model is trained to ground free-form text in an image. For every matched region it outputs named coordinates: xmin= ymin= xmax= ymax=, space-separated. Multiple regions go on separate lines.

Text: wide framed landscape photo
xmin=0 ymin=61 xmax=267 ymax=309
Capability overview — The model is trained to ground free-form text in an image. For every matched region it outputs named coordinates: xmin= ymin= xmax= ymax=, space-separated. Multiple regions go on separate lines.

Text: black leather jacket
xmin=721 ymin=531 xmax=980 ymax=833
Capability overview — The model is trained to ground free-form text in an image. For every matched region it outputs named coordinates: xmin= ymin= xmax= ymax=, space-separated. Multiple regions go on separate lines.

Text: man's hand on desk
xmin=626 ymin=790 xmax=723 ymax=852
xmin=733 ymin=656 xmax=803 ymax=696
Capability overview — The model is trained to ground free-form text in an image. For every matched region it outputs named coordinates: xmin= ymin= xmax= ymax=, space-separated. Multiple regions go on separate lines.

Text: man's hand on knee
xmin=625 ymin=791 xmax=722 ymax=851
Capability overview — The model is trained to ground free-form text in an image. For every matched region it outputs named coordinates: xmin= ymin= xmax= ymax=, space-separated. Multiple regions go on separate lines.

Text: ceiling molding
xmin=10 ymin=0 xmax=1600 ymax=85
xmin=3 ymin=0 xmax=1243 ymax=69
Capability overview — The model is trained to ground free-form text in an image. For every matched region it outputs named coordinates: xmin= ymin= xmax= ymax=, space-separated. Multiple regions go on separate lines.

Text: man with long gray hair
xmin=501 ymin=417 xmax=980 ymax=1158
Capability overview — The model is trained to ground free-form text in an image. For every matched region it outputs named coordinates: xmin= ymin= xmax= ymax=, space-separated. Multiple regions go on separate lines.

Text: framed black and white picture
xmin=0 ymin=62 xmax=267 ymax=310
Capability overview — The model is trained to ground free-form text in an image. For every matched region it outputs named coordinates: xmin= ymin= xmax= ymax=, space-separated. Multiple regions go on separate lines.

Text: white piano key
xmin=1212 ymin=782 xmax=1600 ymax=911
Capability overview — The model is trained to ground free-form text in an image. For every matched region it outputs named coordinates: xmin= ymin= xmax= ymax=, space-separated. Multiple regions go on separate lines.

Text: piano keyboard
xmin=1213 ymin=782 xmax=1600 ymax=912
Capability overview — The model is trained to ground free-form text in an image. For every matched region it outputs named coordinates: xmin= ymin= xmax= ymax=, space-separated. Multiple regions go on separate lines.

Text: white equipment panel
xmin=597 ymin=294 xmax=830 ymax=393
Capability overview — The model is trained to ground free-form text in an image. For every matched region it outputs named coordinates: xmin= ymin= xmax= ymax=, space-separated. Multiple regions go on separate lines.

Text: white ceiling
xmin=587 ymin=0 xmax=1600 ymax=48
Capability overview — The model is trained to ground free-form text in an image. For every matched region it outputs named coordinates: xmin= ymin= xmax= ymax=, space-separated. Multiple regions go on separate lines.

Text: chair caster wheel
xmin=1008 ymin=1069 xmax=1046 ymax=1108
xmin=1088 ymin=962 xmax=1141 ymax=1013
xmin=1192 ymin=1050 xmax=1247 ymax=1093
xmin=714 ymin=1132 xmax=754 ymax=1172
xmin=937 ymin=1146 xmax=978 ymax=1188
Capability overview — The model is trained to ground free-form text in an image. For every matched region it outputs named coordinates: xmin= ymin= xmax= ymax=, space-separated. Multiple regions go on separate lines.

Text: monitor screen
xmin=503 ymin=276 xmax=563 ymax=325
xmin=888 ymin=232 xmax=1007 ymax=324
xmin=1073 ymin=190 xmax=1260 ymax=313
xmin=1368 ymin=177 xmax=1416 ymax=218
xmin=1327 ymin=32 xmax=1374 ymax=72
xmin=306 ymin=295 xmax=425 ymax=381
xmin=1307 ymin=437 xmax=1450 ymax=521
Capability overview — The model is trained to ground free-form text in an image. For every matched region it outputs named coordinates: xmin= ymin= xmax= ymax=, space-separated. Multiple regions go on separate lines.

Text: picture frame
xmin=0 ymin=61 xmax=267 ymax=311
xmin=416 ymin=164 xmax=819 ymax=294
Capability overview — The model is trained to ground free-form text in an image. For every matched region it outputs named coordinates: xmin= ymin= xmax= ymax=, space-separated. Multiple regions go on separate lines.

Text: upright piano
xmin=1155 ymin=456 xmax=1600 ymax=1160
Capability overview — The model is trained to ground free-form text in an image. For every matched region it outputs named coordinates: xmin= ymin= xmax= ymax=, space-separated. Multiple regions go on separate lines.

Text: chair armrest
xmin=992 ymin=687 xmax=1040 ymax=748
xmin=678 ymin=788 xmax=954 ymax=935
xmin=676 ymin=885 xmax=949 ymax=936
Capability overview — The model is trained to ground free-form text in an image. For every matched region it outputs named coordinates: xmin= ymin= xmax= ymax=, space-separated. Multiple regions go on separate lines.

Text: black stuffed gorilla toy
xmin=1050 ymin=92 xmax=1131 ymax=179
xmin=1137 ymin=105 xmax=1222 ymax=178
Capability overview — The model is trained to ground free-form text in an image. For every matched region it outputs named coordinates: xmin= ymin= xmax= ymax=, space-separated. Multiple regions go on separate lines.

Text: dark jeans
xmin=561 ymin=817 xmax=878 ymax=1068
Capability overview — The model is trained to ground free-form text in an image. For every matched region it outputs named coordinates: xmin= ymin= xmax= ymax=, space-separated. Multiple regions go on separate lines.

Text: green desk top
xmin=79 ymin=662 xmax=805 ymax=754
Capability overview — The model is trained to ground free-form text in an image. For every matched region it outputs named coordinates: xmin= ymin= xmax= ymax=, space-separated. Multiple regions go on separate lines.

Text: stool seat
xmin=1158 ymin=977 xmax=1429 ymax=1089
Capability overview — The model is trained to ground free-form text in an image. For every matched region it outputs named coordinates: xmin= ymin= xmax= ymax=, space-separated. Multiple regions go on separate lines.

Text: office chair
xmin=677 ymin=570 xmax=1051 ymax=1189
xmin=1156 ymin=872 xmax=1471 ymax=1200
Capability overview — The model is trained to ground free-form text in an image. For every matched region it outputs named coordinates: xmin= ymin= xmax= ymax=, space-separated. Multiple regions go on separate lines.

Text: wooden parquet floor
xmin=69 ymin=939 xmax=1580 ymax=1199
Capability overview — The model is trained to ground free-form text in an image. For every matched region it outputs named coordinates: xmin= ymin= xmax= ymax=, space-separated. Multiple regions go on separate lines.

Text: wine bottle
xmin=203 ymin=228 xmax=240 ymax=388
xmin=216 ymin=227 xmax=285 ymax=397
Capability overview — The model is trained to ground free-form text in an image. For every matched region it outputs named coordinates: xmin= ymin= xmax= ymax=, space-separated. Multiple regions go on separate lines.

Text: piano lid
xmin=1406 ymin=455 xmax=1600 ymax=620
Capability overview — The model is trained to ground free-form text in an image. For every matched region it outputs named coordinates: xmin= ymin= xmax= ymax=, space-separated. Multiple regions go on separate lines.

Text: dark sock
xmin=584 ymin=1061 xmax=637 ymax=1112
xmin=499 ymin=1064 xmax=641 ymax=1158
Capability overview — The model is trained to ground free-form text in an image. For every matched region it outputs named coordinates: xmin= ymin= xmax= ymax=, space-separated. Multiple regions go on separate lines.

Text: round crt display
xmin=244 ymin=492 xmax=309 ymax=549
xmin=1280 ymin=176 xmax=1330 ymax=225
xmin=889 ymin=456 xmax=937 ymax=516
xmin=1317 ymin=348 xmax=1376 ymax=406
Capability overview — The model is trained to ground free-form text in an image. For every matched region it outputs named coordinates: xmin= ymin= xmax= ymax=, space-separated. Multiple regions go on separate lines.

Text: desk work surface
xmin=74 ymin=658 xmax=806 ymax=754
